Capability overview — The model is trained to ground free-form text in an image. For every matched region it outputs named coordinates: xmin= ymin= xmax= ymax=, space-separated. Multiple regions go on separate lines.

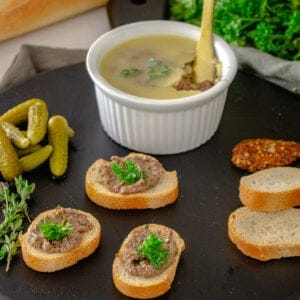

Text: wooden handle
xmin=192 ymin=0 xmax=215 ymax=84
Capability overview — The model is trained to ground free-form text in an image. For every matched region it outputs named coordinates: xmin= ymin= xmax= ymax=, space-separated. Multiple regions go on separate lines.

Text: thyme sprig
xmin=0 ymin=176 xmax=35 ymax=271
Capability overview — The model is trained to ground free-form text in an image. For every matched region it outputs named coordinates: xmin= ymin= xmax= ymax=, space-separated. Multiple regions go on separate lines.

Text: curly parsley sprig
xmin=0 ymin=176 xmax=35 ymax=272
xmin=111 ymin=160 xmax=147 ymax=185
xmin=39 ymin=218 xmax=73 ymax=241
xmin=136 ymin=233 xmax=169 ymax=269
xmin=169 ymin=0 xmax=300 ymax=60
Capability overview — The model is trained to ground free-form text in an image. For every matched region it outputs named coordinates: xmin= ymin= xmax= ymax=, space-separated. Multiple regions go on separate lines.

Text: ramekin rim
xmin=86 ymin=20 xmax=238 ymax=110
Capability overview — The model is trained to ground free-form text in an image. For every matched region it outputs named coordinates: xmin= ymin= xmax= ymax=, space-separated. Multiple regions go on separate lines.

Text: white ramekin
xmin=86 ymin=20 xmax=237 ymax=154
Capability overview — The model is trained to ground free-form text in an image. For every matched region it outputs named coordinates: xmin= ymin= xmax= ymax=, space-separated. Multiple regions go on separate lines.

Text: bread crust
xmin=112 ymin=224 xmax=185 ymax=299
xmin=19 ymin=207 xmax=101 ymax=272
xmin=239 ymin=183 xmax=300 ymax=211
xmin=85 ymin=157 xmax=179 ymax=210
xmin=228 ymin=207 xmax=300 ymax=261
xmin=0 ymin=0 xmax=108 ymax=42
xmin=239 ymin=167 xmax=300 ymax=211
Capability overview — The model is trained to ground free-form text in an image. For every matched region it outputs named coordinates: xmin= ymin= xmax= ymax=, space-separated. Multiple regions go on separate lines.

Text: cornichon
xmin=0 ymin=98 xmax=46 ymax=125
xmin=20 ymin=144 xmax=53 ymax=172
xmin=27 ymin=102 xmax=49 ymax=145
xmin=0 ymin=121 xmax=30 ymax=149
xmin=48 ymin=115 xmax=69 ymax=177
xmin=17 ymin=144 xmax=43 ymax=157
xmin=0 ymin=126 xmax=23 ymax=181
xmin=67 ymin=126 xmax=75 ymax=138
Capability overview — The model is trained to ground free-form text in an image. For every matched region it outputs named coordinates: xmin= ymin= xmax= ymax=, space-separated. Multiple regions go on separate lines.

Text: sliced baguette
xmin=0 ymin=0 xmax=108 ymax=42
xmin=228 ymin=206 xmax=300 ymax=261
xmin=19 ymin=207 xmax=101 ymax=272
xmin=85 ymin=156 xmax=179 ymax=210
xmin=239 ymin=167 xmax=300 ymax=211
xmin=113 ymin=224 xmax=185 ymax=299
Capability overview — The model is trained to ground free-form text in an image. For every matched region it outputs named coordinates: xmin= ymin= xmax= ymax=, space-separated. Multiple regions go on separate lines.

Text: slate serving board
xmin=0 ymin=63 xmax=299 ymax=300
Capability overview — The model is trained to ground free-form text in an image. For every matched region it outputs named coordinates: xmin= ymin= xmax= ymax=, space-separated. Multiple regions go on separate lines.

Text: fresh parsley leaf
xmin=120 ymin=68 xmax=142 ymax=78
xmin=136 ymin=233 xmax=169 ymax=269
xmin=39 ymin=218 xmax=73 ymax=241
xmin=147 ymin=58 xmax=171 ymax=80
xmin=169 ymin=0 xmax=300 ymax=60
xmin=111 ymin=160 xmax=147 ymax=185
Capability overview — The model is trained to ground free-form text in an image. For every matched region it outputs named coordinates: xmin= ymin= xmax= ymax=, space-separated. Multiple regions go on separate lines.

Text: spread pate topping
xmin=119 ymin=225 xmax=178 ymax=278
xmin=98 ymin=153 xmax=165 ymax=194
xmin=28 ymin=208 xmax=93 ymax=253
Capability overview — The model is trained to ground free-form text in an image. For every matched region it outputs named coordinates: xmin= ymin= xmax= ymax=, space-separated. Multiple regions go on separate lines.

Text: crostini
xmin=85 ymin=152 xmax=179 ymax=209
xmin=113 ymin=224 xmax=185 ymax=299
xmin=19 ymin=207 xmax=101 ymax=272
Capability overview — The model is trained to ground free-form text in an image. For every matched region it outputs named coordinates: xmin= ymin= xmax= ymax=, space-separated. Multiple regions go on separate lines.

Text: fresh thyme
xmin=0 ymin=176 xmax=35 ymax=272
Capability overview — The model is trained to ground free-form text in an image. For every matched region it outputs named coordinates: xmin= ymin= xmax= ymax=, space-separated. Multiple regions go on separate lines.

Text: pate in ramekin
xmin=86 ymin=20 xmax=237 ymax=154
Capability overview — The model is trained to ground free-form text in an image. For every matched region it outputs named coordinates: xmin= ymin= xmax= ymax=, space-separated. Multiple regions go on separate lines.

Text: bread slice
xmin=239 ymin=167 xmax=300 ymax=211
xmin=113 ymin=224 xmax=185 ymax=299
xmin=0 ymin=0 xmax=108 ymax=42
xmin=228 ymin=206 xmax=300 ymax=261
xmin=85 ymin=156 xmax=179 ymax=210
xmin=19 ymin=207 xmax=101 ymax=272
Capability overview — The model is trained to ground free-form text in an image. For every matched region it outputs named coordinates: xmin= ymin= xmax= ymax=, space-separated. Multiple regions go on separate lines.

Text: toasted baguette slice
xmin=239 ymin=167 xmax=300 ymax=211
xmin=85 ymin=156 xmax=179 ymax=210
xmin=113 ymin=224 xmax=185 ymax=299
xmin=19 ymin=207 xmax=101 ymax=272
xmin=228 ymin=207 xmax=300 ymax=261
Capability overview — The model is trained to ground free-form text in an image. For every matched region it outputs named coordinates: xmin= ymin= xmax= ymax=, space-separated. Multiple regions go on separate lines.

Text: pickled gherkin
xmin=0 ymin=98 xmax=74 ymax=179
xmin=27 ymin=102 xmax=49 ymax=145
xmin=17 ymin=144 xmax=43 ymax=157
xmin=67 ymin=126 xmax=75 ymax=138
xmin=0 ymin=126 xmax=22 ymax=181
xmin=0 ymin=121 xmax=30 ymax=149
xmin=48 ymin=115 xmax=69 ymax=177
xmin=20 ymin=145 xmax=53 ymax=172
xmin=0 ymin=98 xmax=46 ymax=125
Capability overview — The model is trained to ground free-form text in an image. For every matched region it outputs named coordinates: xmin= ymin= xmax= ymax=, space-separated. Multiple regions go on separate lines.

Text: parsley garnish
xmin=111 ymin=160 xmax=147 ymax=185
xmin=136 ymin=233 xmax=169 ymax=269
xmin=147 ymin=58 xmax=170 ymax=80
xmin=0 ymin=176 xmax=35 ymax=272
xmin=120 ymin=68 xmax=142 ymax=78
xmin=39 ymin=217 xmax=73 ymax=241
xmin=169 ymin=0 xmax=300 ymax=61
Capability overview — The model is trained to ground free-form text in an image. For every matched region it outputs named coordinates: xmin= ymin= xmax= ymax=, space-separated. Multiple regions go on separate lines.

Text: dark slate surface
xmin=0 ymin=63 xmax=299 ymax=299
